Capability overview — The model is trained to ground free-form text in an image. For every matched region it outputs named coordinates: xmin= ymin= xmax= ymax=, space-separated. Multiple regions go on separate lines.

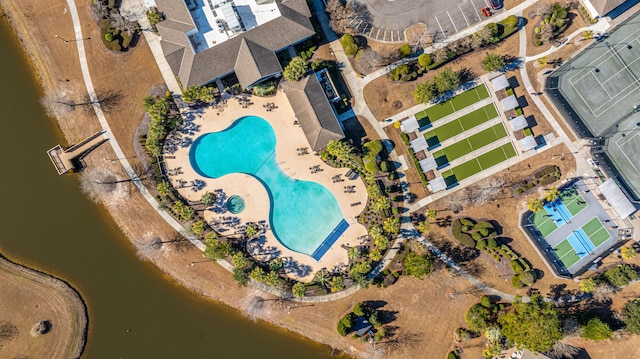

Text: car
xmin=490 ymin=0 xmax=502 ymax=9
xmin=481 ymin=7 xmax=491 ymax=17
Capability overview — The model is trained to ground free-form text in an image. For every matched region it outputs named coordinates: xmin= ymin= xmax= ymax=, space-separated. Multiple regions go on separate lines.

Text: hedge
xmin=407 ymin=148 xmax=429 ymax=186
xmin=511 ymin=275 xmax=524 ymax=289
xmin=474 ymin=221 xmax=494 ymax=231
xmin=534 ymin=165 xmax=559 ymax=178
xmin=511 ymin=260 xmax=524 ymax=273
xmin=460 ymin=218 xmax=475 ymax=226
xmin=452 ymin=219 xmax=476 ymax=247
xmin=519 ymin=270 xmax=536 ymax=286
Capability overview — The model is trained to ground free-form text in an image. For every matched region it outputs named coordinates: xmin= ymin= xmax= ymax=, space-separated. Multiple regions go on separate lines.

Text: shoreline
xmin=0 ymin=1 xmax=361 ymax=357
xmin=0 ymin=253 xmax=88 ymax=359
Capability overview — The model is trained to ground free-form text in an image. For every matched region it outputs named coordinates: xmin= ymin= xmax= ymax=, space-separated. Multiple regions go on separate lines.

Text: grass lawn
xmin=441 ymin=142 xmax=517 ymax=184
xmin=416 ymin=84 xmax=490 ymax=126
xmin=432 ymin=123 xmax=507 ymax=164
xmin=424 ymin=103 xmax=499 ymax=147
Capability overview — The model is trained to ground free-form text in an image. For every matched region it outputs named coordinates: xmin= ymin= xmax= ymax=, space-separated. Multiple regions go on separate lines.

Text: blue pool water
xmin=190 ymin=116 xmax=347 ymax=257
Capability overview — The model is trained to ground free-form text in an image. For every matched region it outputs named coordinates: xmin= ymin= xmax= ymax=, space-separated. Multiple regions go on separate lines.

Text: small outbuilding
xmin=501 ymin=94 xmax=519 ymax=111
xmin=509 ymin=114 xmax=528 ymax=131
xmin=491 ymin=74 xmax=510 ymax=91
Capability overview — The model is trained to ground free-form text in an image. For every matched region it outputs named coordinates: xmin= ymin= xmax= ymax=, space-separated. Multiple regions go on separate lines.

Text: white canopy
xmin=501 ymin=94 xmax=519 ymax=111
xmin=401 ymin=115 xmax=419 ymax=133
xmin=428 ymin=176 xmax=447 ymax=193
xmin=419 ymin=156 xmax=437 ymax=172
xmin=410 ymin=136 xmax=428 ymax=153
xmin=518 ymin=135 xmax=537 ymax=152
xmin=509 ymin=115 xmax=528 ymax=131
xmin=598 ymin=179 xmax=637 ymax=218
xmin=491 ymin=74 xmax=509 ymax=91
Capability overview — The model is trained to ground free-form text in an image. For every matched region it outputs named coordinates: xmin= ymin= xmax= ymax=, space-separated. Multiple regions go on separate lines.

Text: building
xmin=281 ymin=72 xmax=345 ymax=151
xmin=154 ymin=0 xmax=315 ymax=89
xmin=581 ymin=0 xmax=627 ymax=18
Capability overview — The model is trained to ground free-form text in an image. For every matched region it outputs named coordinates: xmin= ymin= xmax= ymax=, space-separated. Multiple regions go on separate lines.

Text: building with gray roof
xmin=155 ymin=0 xmax=315 ymax=89
xmin=281 ymin=74 xmax=345 ymax=151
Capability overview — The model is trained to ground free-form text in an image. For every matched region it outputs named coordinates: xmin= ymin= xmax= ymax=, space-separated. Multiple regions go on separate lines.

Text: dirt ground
xmin=523 ymin=1 xmax=588 ymax=57
xmin=363 ymin=28 xmax=521 ymax=121
xmin=0 ymin=256 xmax=86 ymax=359
xmin=510 ymin=70 xmax=556 ymax=137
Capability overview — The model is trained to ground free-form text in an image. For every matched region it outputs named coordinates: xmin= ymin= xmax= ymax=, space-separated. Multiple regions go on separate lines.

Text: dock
xmin=47 ymin=131 xmax=109 ymax=174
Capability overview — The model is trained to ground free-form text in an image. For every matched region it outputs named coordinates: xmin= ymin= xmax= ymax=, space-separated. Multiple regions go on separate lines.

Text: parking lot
xmin=359 ymin=0 xmax=504 ymax=42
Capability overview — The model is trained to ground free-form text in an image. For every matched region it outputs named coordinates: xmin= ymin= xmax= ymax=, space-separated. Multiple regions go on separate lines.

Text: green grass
xmin=423 ymin=104 xmax=499 ymax=147
xmin=432 ymin=123 xmax=507 ymax=164
xmin=553 ymin=239 xmax=573 ymax=259
xmin=441 ymin=142 xmax=517 ymax=184
xmin=415 ymin=84 xmax=490 ymax=126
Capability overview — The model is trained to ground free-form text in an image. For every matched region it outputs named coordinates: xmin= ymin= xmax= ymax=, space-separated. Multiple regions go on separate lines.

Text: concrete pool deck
xmin=163 ymin=90 xmax=368 ymax=282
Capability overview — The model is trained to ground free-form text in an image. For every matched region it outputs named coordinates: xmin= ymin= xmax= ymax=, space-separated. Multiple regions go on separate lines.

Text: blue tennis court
xmin=566 ymin=229 xmax=596 ymax=257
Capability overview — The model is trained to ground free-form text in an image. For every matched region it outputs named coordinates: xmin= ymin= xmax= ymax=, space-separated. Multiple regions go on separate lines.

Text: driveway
xmin=359 ymin=0 xmax=504 ymax=42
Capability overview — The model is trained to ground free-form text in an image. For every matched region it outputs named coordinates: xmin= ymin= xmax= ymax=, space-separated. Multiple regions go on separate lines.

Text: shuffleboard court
xmin=415 ymin=84 xmax=490 ymax=126
xmin=441 ymin=142 xmax=517 ymax=184
xmin=423 ymin=104 xmax=499 ymax=147
xmin=431 ymin=123 xmax=507 ymax=163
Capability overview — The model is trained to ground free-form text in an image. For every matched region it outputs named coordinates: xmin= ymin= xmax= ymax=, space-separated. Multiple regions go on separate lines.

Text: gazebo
xmin=501 ymin=95 xmax=519 ymax=111
xmin=401 ymin=115 xmax=419 ymax=133
xmin=491 ymin=74 xmax=509 ymax=91
xmin=509 ymin=114 xmax=528 ymax=131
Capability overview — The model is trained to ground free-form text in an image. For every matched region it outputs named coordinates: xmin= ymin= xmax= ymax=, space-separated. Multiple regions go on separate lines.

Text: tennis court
xmin=581 ymin=217 xmax=611 ymax=246
xmin=431 ymin=123 xmax=508 ymax=165
xmin=554 ymin=239 xmax=581 ymax=268
xmin=560 ymin=187 xmax=588 ymax=216
xmin=416 ymin=84 xmax=490 ymax=127
xmin=528 ymin=208 xmax=559 ymax=237
xmin=441 ymin=142 xmax=517 ymax=185
xmin=423 ymin=104 xmax=499 ymax=147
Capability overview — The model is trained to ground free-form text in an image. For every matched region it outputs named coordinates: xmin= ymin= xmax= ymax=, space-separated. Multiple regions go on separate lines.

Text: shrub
xmin=447 ymin=351 xmax=461 ymax=359
xmin=603 ymin=264 xmax=638 ymax=287
xmin=339 ymin=33 xmax=355 ymax=48
xmin=476 ymin=239 xmax=487 ymax=250
xmin=519 ymin=271 xmax=536 ymax=286
xmin=105 ymin=32 xmax=113 ymax=42
xmin=486 ymin=23 xmax=499 ymax=36
xmin=511 ymin=275 xmax=524 ymax=289
xmin=418 ymin=53 xmax=432 ymax=68
xmin=452 ymin=219 xmax=476 ymax=247
xmin=110 ymin=40 xmax=122 ymax=52
xmin=283 ymin=56 xmax=309 ymax=82
xmin=474 ymin=221 xmax=494 ymax=230
xmin=582 ymin=317 xmax=612 ymax=340
xmin=535 ymin=40 xmax=542 ymax=46
xmin=380 ymin=160 xmax=393 ymax=172
xmin=505 ymin=15 xmax=519 ymax=28
xmin=399 ymin=44 xmax=412 ymax=58
xmin=510 ymin=260 xmax=524 ymax=273
xmin=121 ymin=32 xmax=133 ymax=48
xmin=252 ymin=81 xmax=277 ymax=97
xmin=479 ymin=228 xmax=490 ymax=237
xmin=354 ymin=302 xmax=367 ymax=317
xmin=487 ymin=237 xmax=498 ymax=249
xmin=369 ymin=311 xmax=382 ymax=327
xmin=472 ymin=231 xmax=483 ymax=241
xmin=480 ymin=295 xmax=492 ymax=308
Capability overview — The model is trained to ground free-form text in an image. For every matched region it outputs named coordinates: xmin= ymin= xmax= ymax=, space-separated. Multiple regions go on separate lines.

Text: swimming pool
xmin=190 ymin=116 xmax=347 ymax=256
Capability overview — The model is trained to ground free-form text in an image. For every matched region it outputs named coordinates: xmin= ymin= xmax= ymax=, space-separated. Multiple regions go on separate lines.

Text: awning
xmin=410 ymin=136 xmax=428 ymax=153
xmin=491 ymin=74 xmax=509 ymax=91
xmin=509 ymin=114 xmax=528 ymax=131
xmin=401 ymin=115 xmax=419 ymax=133
xmin=518 ymin=136 xmax=537 ymax=151
xmin=419 ymin=156 xmax=437 ymax=172
xmin=598 ymin=179 xmax=637 ymax=218
xmin=428 ymin=176 xmax=446 ymax=192
xmin=501 ymin=94 xmax=519 ymax=111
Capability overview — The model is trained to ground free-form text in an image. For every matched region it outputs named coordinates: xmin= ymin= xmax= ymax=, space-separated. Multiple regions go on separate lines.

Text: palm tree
xmin=314 ymin=270 xmax=330 ymax=287
xmin=369 ymin=225 xmax=385 ymax=241
xmin=425 ymin=208 xmax=437 ymax=220
xmin=347 ymin=246 xmax=362 ymax=260
xmin=528 ymin=198 xmax=544 ymax=213
xmin=544 ymin=187 xmax=560 ymax=203
xmin=417 ymin=220 xmax=431 ymax=235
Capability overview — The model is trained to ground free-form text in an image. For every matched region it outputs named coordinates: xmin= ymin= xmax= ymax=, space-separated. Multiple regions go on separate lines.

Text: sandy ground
xmin=0 ymin=256 xmax=86 ymax=359
xmin=523 ymin=1 xmax=588 ymax=57
xmin=363 ymin=26 xmax=521 ymax=121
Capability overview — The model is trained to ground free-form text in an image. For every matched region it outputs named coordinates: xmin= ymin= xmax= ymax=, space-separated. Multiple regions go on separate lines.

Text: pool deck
xmin=163 ymin=91 xmax=368 ymax=282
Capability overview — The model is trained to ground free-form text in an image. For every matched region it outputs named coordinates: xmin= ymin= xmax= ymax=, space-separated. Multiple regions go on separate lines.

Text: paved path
xmin=524 ymin=21 xmax=611 ymax=63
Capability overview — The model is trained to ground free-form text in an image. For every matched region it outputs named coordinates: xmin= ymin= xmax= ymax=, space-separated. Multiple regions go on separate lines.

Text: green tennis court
xmin=423 ymin=104 xmax=499 ymax=147
xmin=553 ymin=239 xmax=572 ymax=258
xmin=560 ymin=188 xmax=588 ymax=215
xmin=431 ymin=123 xmax=508 ymax=163
xmin=581 ymin=217 xmax=611 ymax=246
xmin=416 ymin=84 xmax=490 ymax=126
xmin=558 ymin=248 xmax=580 ymax=268
xmin=529 ymin=208 xmax=558 ymax=237
xmin=441 ymin=142 xmax=517 ymax=184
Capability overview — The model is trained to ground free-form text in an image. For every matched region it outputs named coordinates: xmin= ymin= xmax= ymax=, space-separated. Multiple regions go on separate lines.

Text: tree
xmin=383 ymin=217 xmax=401 ymax=235
xmin=269 ymin=258 xmax=284 ymax=273
xmin=465 ymin=303 xmax=492 ymax=331
xmin=581 ymin=317 xmax=611 ymax=340
xmin=325 ymin=139 xmax=354 ymax=161
xmin=498 ymin=294 xmax=562 ymax=353
xmin=182 ymin=85 xmax=216 ymax=103
xmin=283 ymin=57 xmax=308 ymax=82
xmin=292 ymin=282 xmax=306 ymax=298
xmin=369 ymin=248 xmax=383 ymax=261
xmin=201 ymin=192 xmax=216 ymax=207
xmin=232 ymin=252 xmax=251 ymax=270
xmin=265 ymin=270 xmax=283 ymax=288
xmin=403 ymin=252 xmax=434 ymax=279
xmin=244 ymin=223 xmax=259 ymax=239
xmin=476 ymin=26 xmax=494 ymax=45
xmin=544 ymin=187 xmax=560 ymax=202
xmin=579 ymin=278 xmax=597 ymax=293
xmin=249 ymin=266 xmax=267 ymax=282
xmin=545 ymin=342 xmax=580 ymax=359
xmin=623 ymin=298 xmax=640 ymax=334
xmin=147 ymin=9 xmax=164 ymax=26
xmin=314 ymin=270 xmax=330 ymax=287
xmin=204 ymin=233 xmax=231 ymax=260
xmin=482 ymin=53 xmax=505 ymax=72
xmin=603 ymin=263 xmax=638 ymax=287
xmin=433 ymin=68 xmax=460 ymax=94
xmin=348 ymin=246 xmax=362 ymax=260
xmin=417 ymin=220 xmax=431 ymax=235
xmin=232 ymin=267 xmax=249 ymax=287
xmin=528 ymin=198 xmax=544 ymax=213
xmin=505 ymin=15 xmax=519 ymax=28
xmin=418 ymin=53 xmax=433 ymax=68
xmin=157 ymin=181 xmax=171 ymax=196
xmin=191 ymin=220 xmax=206 ymax=235
xmin=413 ymin=80 xmax=437 ymax=103
xmin=425 ymin=208 xmax=437 ymax=219
xmin=330 ymin=275 xmax=345 ymax=292
xmin=369 ymin=225 xmax=385 ymax=241
xmin=431 ymin=47 xmax=449 ymax=64
xmin=399 ymin=44 xmax=412 ymax=58
xmin=622 ymin=246 xmax=637 ymax=259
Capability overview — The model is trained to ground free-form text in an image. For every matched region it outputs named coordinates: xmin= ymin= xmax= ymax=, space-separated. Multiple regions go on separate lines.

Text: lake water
xmin=0 ymin=17 xmax=336 ymax=359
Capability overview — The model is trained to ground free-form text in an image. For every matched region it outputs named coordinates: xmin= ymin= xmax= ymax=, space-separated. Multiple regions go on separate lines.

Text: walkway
xmin=47 ymin=131 xmax=108 ymax=174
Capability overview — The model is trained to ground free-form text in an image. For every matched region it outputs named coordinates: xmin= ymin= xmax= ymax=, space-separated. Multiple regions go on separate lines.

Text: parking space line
xmin=434 ymin=16 xmax=446 ymax=36
xmin=459 ymin=5 xmax=470 ymax=27
xmin=447 ymin=11 xmax=458 ymax=32
xmin=375 ymin=28 xmax=380 ymax=40
xmin=391 ymin=30 xmax=394 ymax=42
xmin=470 ymin=0 xmax=482 ymax=21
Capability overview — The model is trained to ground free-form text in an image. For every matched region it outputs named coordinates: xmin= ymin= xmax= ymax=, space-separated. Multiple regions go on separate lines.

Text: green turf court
xmin=528 ymin=208 xmax=559 ymax=237
xmin=553 ymin=239 xmax=572 ymax=258
xmin=416 ymin=84 xmax=490 ymax=127
xmin=431 ymin=123 xmax=507 ymax=164
xmin=423 ymin=104 xmax=499 ymax=147
xmin=559 ymin=248 xmax=580 ymax=268
xmin=581 ymin=217 xmax=611 ymax=246
xmin=441 ymin=142 xmax=517 ymax=185
xmin=560 ymin=188 xmax=588 ymax=216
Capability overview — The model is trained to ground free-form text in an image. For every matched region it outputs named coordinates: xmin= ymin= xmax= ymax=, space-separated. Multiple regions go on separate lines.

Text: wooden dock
xmin=47 ymin=131 xmax=109 ymax=174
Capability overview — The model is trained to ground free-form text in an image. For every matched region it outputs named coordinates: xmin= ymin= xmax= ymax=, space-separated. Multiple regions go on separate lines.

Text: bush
xmin=519 ymin=271 xmax=536 ymax=286
xmin=380 ymin=160 xmax=393 ymax=172
xmin=510 ymin=260 xmax=524 ymax=273
xmin=471 ymin=231 xmax=483 ymax=241
xmin=603 ymin=264 xmax=638 ymax=287
xmin=581 ymin=317 xmax=612 ymax=340
xmin=121 ymin=32 xmax=133 ymax=48
xmin=339 ymin=33 xmax=355 ymax=48
xmin=447 ymin=351 xmax=461 ymax=359
xmin=452 ymin=219 xmax=476 ymax=247
xmin=474 ymin=221 xmax=494 ymax=230
xmin=110 ymin=40 xmax=122 ymax=52
xmin=534 ymin=40 xmax=542 ymax=46
xmin=105 ymin=32 xmax=113 ymax=42
xmin=252 ymin=81 xmax=277 ymax=97
xmin=486 ymin=23 xmax=499 ymax=36
xmin=369 ymin=311 xmax=382 ymax=327
xmin=389 ymin=64 xmax=410 ymax=81
xmin=337 ymin=321 xmax=349 ymax=336
xmin=418 ymin=53 xmax=433 ymax=68
xmin=511 ymin=275 xmax=524 ymax=289
xmin=479 ymin=228 xmax=490 ymax=237
xmin=460 ymin=218 xmax=475 ymax=226
xmin=354 ymin=302 xmax=367 ymax=317
xmin=476 ymin=239 xmax=487 ymax=250
xmin=487 ymin=237 xmax=498 ymax=249
xmin=505 ymin=15 xmax=519 ymax=28
xmin=399 ymin=44 xmax=412 ymax=58
xmin=480 ymin=295 xmax=492 ymax=308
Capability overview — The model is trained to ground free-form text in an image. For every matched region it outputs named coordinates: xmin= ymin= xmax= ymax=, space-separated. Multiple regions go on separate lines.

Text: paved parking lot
xmin=359 ymin=0 xmax=504 ymax=42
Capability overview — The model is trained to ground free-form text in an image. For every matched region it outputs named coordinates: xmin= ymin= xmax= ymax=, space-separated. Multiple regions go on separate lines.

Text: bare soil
xmin=363 ymin=28 xmax=520 ymax=121
xmin=0 ymin=256 xmax=86 ymax=359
